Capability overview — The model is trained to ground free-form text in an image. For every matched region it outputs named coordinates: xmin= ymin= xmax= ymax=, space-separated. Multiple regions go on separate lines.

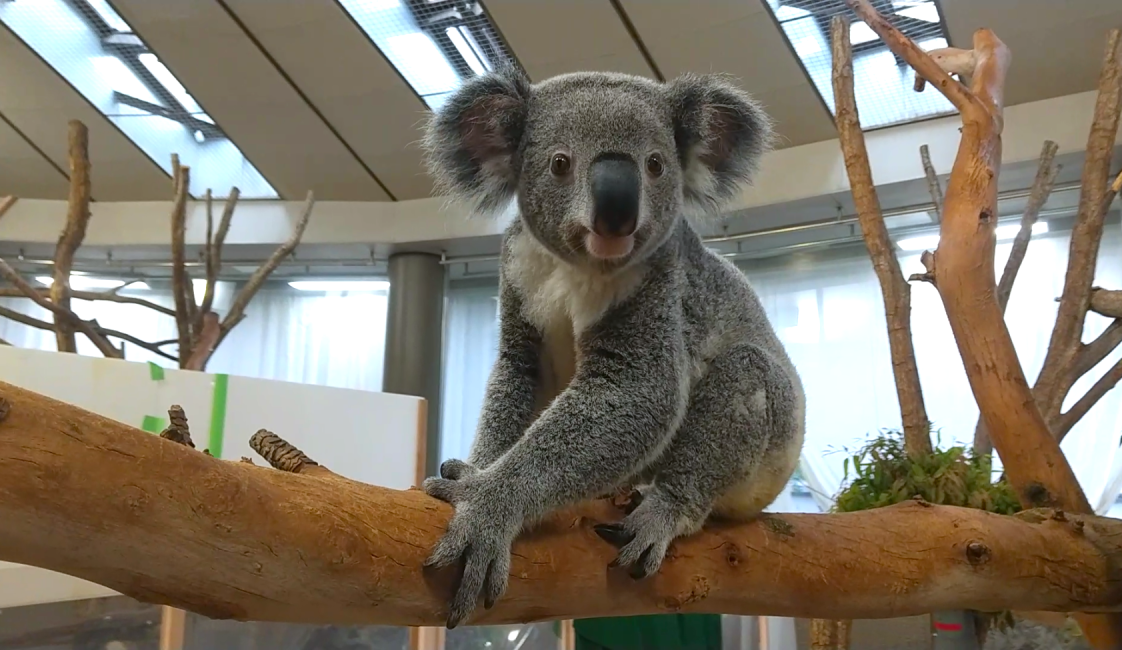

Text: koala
xmin=420 ymin=65 xmax=805 ymax=628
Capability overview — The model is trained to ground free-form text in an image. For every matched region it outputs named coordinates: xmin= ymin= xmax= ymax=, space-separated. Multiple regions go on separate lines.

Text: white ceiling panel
xmin=221 ymin=0 xmax=434 ymax=200
xmin=485 ymin=0 xmax=654 ymax=79
xmin=110 ymin=0 xmax=392 ymax=201
xmin=620 ymin=0 xmax=836 ymax=147
xmin=940 ymin=0 xmax=1122 ymax=109
xmin=0 ymin=116 xmax=68 ymax=200
xmin=0 ymin=25 xmax=170 ymax=201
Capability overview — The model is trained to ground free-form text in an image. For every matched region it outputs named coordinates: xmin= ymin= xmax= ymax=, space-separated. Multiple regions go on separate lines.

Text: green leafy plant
xmin=831 ymin=428 xmax=1020 ymax=515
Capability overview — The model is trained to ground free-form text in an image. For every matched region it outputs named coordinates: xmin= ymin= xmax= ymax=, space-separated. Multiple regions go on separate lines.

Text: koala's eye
xmin=646 ymin=153 xmax=665 ymax=177
xmin=550 ymin=153 xmax=572 ymax=176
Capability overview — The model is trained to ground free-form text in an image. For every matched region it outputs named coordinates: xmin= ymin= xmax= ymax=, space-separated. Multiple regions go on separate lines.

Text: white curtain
xmin=0 ymin=282 xmax=388 ymax=392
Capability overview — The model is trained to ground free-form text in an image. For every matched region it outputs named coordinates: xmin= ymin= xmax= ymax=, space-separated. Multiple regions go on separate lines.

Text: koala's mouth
xmin=584 ymin=231 xmax=635 ymax=260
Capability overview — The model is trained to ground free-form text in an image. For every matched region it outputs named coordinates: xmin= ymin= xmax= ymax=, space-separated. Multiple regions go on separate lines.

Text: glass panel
xmin=0 ymin=0 xmax=276 ymax=198
xmin=338 ymin=0 xmax=518 ymax=110
xmin=763 ymin=0 xmax=957 ymax=129
xmin=445 ymin=622 xmax=560 ymax=650
xmin=0 ymin=595 xmax=161 ymax=650
xmin=184 ymin=617 xmax=408 ymax=650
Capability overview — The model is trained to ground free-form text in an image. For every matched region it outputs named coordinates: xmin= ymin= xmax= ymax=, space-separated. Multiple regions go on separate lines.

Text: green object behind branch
xmin=208 ymin=373 xmax=229 ymax=458
xmin=574 ymin=614 xmax=721 ymax=650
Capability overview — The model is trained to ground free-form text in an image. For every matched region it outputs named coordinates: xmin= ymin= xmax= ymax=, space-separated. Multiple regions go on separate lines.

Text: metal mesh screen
xmin=0 ymin=0 xmax=277 ymax=198
xmin=338 ymin=0 xmax=518 ymax=110
xmin=766 ymin=0 xmax=957 ymax=130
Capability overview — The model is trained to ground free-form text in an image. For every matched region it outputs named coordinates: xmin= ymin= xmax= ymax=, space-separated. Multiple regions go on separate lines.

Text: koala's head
xmin=423 ymin=66 xmax=773 ymax=269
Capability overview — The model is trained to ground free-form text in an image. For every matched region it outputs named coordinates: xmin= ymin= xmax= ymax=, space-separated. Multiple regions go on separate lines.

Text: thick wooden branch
xmin=1034 ymin=30 xmax=1122 ymax=424
xmin=831 ymin=15 xmax=931 ymax=456
xmin=52 ymin=121 xmax=93 ymax=354
xmin=974 ymin=140 xmax=1060 ymax=456
xmin=3 ymin=382 xmax=1122 ymax=626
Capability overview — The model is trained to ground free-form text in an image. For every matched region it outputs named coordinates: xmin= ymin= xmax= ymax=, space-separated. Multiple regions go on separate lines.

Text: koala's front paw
xmin=438 ymin=458 xmax=479 ymax=481
xmin=594 ymin=492 xmax=690 ymax=580
xmin=422 ymin=473 xmax=517 ymax=628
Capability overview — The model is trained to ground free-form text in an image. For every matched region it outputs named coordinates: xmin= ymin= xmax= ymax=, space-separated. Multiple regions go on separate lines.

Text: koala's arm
xmin=479 ymin=274 xmax=686 ymax=521
xmin=466 ymin=277 xmax=542 ymax=470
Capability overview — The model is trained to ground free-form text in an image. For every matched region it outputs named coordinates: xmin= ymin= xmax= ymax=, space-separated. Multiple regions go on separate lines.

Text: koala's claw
xmin=439 ymin=458 xmax=479 ymax=480
xmin=595 ymin=496 xmax=683 ymax=580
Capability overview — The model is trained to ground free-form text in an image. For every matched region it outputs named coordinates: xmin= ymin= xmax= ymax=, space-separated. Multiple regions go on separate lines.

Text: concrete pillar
xmin=383 ymin=252 xmax=445 ymax=478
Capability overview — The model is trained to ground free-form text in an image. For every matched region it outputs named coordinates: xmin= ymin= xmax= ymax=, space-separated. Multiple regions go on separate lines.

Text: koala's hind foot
xmin=594 ymin=487 xmax=703 ymax=579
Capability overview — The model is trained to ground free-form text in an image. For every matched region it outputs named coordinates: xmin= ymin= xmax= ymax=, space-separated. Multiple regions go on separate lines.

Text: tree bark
xmin=2 ymin=382 xmax=1122 ymax=627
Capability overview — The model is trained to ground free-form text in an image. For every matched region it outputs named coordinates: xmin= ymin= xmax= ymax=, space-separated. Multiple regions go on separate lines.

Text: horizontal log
xmin=1 ymin=380 xmax=1122 ymax=626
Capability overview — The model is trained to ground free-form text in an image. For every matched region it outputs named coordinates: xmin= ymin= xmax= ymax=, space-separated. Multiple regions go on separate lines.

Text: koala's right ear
xmin=422 ymin=65 xmax=532 ymax=215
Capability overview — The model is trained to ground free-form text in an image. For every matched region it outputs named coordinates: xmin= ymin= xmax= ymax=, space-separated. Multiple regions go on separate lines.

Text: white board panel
xmin=222 ymin=374 xmax=424 ymax=489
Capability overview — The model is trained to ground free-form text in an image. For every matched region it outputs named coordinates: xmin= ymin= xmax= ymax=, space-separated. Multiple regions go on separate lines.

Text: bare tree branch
xmin=1034 ymin=31 xmax=1122 ymax=424
xmin=213 ymin=191 xmax=314 ymax=362
xmin=0 ymin=288 xmax=177 ymax=318
xmin=919 ymin=144 xmax=944 ymax=222
xmin=169 ymin=162 xmax=192 ymax=365
xmin=0 ymin=259 xmax=121 ymax=358
xmin=1056 ymin=358 xmax=1122 ymax=438
xmin=52 ymin=121 xmax=93 ymax=353
xmin=0 ymin=196 xmax=17 ymax=222
xmin=831 ymin=15 xmax=930 ymax=456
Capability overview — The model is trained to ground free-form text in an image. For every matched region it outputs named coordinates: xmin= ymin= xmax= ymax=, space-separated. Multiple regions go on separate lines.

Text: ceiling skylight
xmin=338 ymin=0 xmax=518 ymax=111
xmin=765 ymin=0 xmax=957 ymax=130
xmin=0 ymin=0 xmax=276 ymax=198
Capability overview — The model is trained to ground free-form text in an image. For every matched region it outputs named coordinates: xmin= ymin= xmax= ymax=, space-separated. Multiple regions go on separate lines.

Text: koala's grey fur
xmin=420 ymin=64 xmax=805 ymax=628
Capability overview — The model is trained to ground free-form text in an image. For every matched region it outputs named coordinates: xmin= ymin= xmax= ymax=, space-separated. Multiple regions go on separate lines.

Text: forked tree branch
xmin=830 ymin=15 xmax=930 ymax=457
xmin=3 ymin=381 xmax=1122 ymax=627
xmin=1034 ymin=31 xmax=1122 ymax=425
xmin=0 ymin=259 xmax=121 ymax=358
xmin=0 ymin=288 xmax=176 ymax=318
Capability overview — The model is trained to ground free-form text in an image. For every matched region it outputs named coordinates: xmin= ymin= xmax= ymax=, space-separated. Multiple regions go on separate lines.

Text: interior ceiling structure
xmin=0 ymin=0 xmax=1120 ymax=203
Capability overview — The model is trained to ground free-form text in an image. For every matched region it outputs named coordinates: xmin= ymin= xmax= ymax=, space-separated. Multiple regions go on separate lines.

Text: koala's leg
xmin=595 ymin=343 xmax=801 ymax=579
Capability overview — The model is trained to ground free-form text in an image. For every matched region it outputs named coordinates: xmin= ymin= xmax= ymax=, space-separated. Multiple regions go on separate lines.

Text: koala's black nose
xmin=590 ymin=154 xmax=640 ymax=237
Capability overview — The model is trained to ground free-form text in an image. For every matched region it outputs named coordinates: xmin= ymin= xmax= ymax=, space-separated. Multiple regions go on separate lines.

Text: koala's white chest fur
xmin=506 ymin=232 xmax=645 ymax=408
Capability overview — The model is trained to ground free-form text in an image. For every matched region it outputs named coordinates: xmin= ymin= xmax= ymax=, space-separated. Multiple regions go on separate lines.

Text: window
xmin=764 ymin=0 xmax=957 ymax=129
xmin=338 ymin=0 xmax=518 ymax=110
xmin=0 ymin=0 xmax=277 ymax=198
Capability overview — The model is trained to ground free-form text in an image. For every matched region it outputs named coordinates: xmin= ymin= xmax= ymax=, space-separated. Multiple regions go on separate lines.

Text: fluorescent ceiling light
xmin=288 ymin=280 xmax=390 ymax=292
xmin=36 ymin=276 xmax=151 ymax=291
xmin=896 ymin=221 xmax=1049 ymax=251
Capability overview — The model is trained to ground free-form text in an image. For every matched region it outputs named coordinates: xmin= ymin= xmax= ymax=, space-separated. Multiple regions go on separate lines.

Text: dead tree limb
xmin=1034 ymin=32 xmax=1122 ymax=430
xmin=2 ymin=381 xmax=1122 ymax=627
xmin=0 ymin=288 xmax=177 ymax=318
xmin=830 ymin=15 xmax=930 ymax=457
xmin=0 ymin=259 xmax=121 ymax=358
xmin=169 ymin=161 xmax=192 ymax=365
xmin=844 ymin=2 xmax=1122 ymax=646
xmin=51 ymin=121 xmax=93 ymax=353
xmin=0 ymin=196 xmax=17 ymax=222
xmin=919 ymin=144 xmax=944 ymax=222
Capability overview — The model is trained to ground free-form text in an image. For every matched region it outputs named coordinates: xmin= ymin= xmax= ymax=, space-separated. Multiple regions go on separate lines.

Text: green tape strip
xmin=148 ymin=361 xmax=165 ymax=381
xmin=208 ymin=374 xmax=229 ymax=458
xmin=141 ymin=414 xmax=166 ymax=434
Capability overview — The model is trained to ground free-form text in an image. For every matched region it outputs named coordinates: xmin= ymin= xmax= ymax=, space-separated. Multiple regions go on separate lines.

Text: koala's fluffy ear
xmin=422 ymin=64 xmax=532 ymax=215
xmin=665 ymin=73 xmax=774 ymax=214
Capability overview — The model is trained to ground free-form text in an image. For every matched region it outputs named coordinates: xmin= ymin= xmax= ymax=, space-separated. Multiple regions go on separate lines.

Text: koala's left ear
xmin=665 ymin=73 xmax=774 ymax=213
xmin=422 ymin=64 xmax=532 ymax=216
